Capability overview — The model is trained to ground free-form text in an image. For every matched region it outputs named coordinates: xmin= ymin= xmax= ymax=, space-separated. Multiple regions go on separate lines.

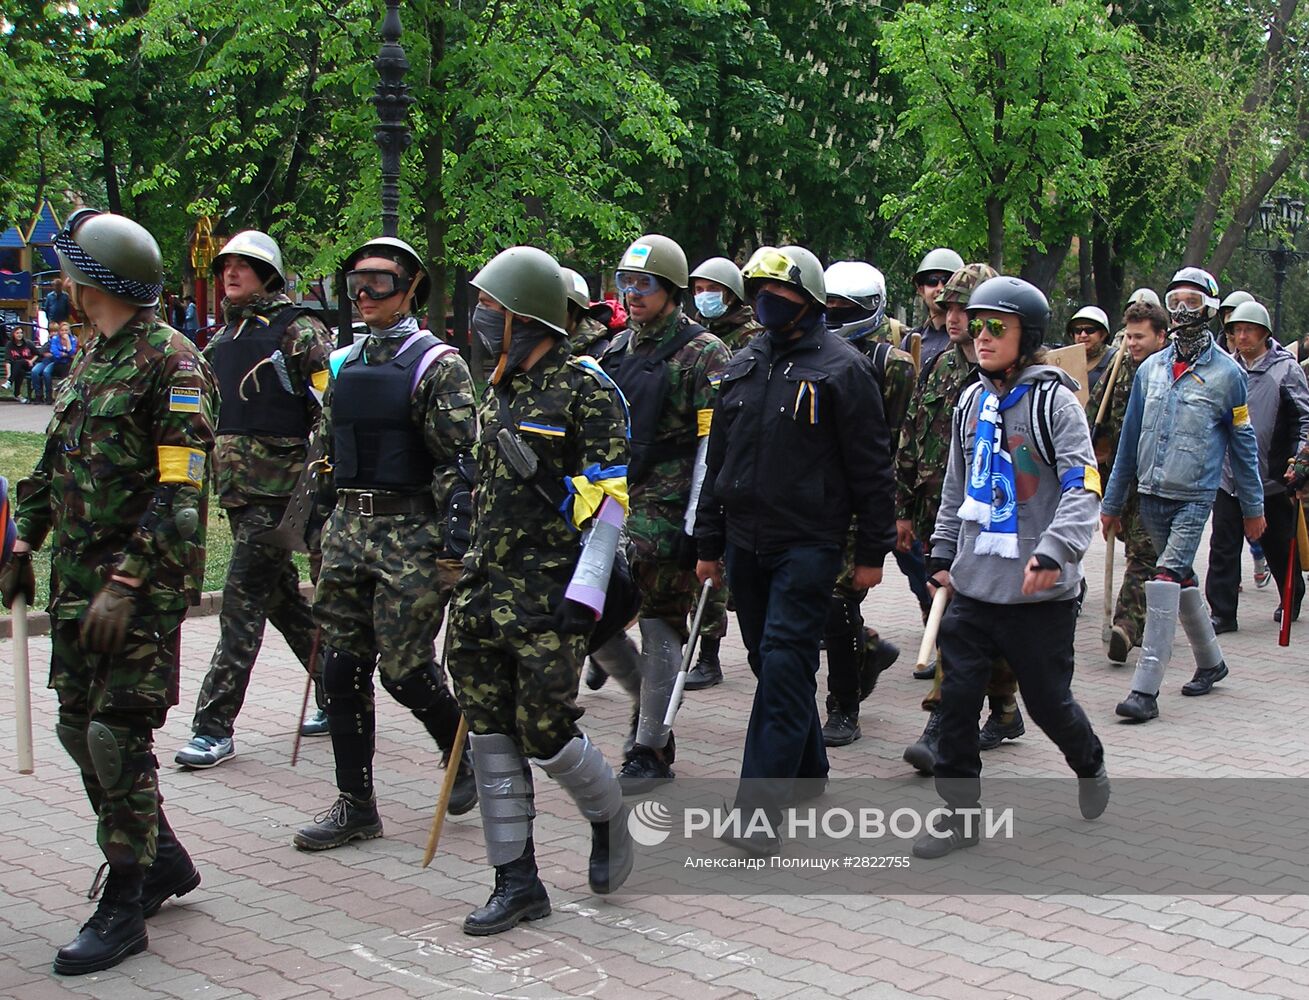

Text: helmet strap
xmin=490 ymin=309 xmax=513 ymax=386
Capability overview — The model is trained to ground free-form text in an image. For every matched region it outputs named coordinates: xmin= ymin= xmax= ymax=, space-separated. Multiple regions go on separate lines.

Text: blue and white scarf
xmin=957 ymin=382 xmax=1031 ymax=558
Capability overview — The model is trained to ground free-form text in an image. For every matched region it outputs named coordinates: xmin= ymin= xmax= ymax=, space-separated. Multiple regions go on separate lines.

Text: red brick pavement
xmin=2 ymin=532 xmax=1308 ymax=999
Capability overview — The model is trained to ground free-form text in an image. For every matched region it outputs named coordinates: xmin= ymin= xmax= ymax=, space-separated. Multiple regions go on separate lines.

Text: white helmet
xmin=823 ymin=261 xmax=887 ymax=338
xmin=1067 ymin=305 xmax=1111 ymax=338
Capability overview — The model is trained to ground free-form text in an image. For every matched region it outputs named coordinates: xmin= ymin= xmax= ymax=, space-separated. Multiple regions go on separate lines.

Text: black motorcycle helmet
xmin=965 ymin=276 xmax=1050 ymax=358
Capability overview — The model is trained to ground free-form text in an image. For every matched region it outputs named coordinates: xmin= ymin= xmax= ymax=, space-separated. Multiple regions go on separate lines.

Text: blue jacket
xmin=1103 ymin=334 xmax=1263 ymax=517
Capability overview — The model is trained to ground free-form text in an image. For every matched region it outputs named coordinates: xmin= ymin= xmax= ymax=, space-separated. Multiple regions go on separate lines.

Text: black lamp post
xmin=372 ymin=0 xmax=413 ymax=240
xmin=1244 ymin=194 xmax=1308 ymax=342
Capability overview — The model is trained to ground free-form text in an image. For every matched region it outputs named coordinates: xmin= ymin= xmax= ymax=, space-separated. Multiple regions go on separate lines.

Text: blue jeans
xmin=895 ymin=539 xmax=931 ymax=614
xmin=30 ymin=359 xmax=62 ymax=398
xmin=1137 ymin=493 xmax=1215 ymax=582
xmin=726 ymin=542 xmax=843 ymax=822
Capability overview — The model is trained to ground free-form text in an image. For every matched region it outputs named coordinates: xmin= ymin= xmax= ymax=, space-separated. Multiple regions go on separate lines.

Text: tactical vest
xmin=211 ymin=308 xmax=311 ymax=438
xmin=332 ymin=333 xmax=440 ymax=492
xmin=600 ymin=316 xmax=705 ymax=486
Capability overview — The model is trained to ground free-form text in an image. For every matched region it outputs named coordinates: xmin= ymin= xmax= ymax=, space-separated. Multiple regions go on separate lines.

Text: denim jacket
xmin=1103 ymin=334 xmax=1263 ymax=517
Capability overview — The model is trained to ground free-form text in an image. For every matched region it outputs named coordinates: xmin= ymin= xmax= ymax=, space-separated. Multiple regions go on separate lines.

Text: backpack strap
xmin=1028 ymin=380 xmax=1059 ymax=467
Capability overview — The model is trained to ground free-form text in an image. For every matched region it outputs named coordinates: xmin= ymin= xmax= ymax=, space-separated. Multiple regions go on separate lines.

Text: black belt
xmin=338 ymin=490 xmax=435 ymax=516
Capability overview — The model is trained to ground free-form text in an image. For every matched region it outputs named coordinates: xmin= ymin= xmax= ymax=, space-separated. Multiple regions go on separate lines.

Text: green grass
xmin=0 ymin=429 xmax=264 ymax=608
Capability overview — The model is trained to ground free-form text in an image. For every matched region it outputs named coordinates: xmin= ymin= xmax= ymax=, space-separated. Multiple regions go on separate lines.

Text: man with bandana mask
xmin=175 ymin=232 xmax=333 ymax=771
xmin=594 ymin=235 xmax=730 ymax=793
xmin=1102 ymin=267 xmax=1265 ymax=723
xmin=914 ymin=276 xmax=1107 ymax=860
xmin=291 ymin=236 xmax=478 ymax=850
xmin=448 ymin=245 xmax=634 ymax=934
xmin=694 ymin=245 xmax=895 ymax=855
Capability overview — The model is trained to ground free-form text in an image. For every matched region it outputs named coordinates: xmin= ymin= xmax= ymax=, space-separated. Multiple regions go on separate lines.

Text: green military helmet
xmin=689 ymin=256 xmax=745 ymax=301
xmin=53 ymin=208 xmax=164 ymax=307
xmin=1219 ymin=289 xmax=1255 ymax=328
xmin=1226 ymin=299 xmax=1272 ymax=334
xmin=914 ymin=247 xmax=965 ymax=283
xmin=743 ymin=244 xmax=825 ymax=306
xmin=342 ymin=235 xmax=431 ymax=307
xmin=936 ymin=263 xmax=997 ymax=307
xmin=617 ymin=234 xmax=688 ymax=289
xmin=211 ymin=230 xmax=286 ymax=290
xmin=471 ymin=245 xmax=569 ymax=337
xmin=560 ymin=267 xmax=592 ymax=311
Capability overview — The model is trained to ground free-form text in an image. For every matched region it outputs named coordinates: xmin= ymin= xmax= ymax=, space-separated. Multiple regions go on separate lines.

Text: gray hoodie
xmin=1220 ymin=340 xmax=1309 ymax=496
xmin=931 ymin=365 xmax=1101 ymax=605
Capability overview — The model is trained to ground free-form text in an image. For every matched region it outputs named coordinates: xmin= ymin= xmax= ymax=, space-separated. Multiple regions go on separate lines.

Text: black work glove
xmin=553 ymin=597 xmax=597 ymax=635
xmin=0 ymin=551 xmax=35 ymax=609
xmin=673 ymin=531 xmax=698 ymax=571
xmin=80 ymin=580 xmax=138 ymax=654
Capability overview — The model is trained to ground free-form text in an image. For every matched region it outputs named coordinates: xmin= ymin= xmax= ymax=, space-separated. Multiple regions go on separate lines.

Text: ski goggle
xmin=345 ymin=269 xmax=405 ymax=301
xmin=1164 ymin=287 xmax=1215 ymax=312
xmin=742 ymin=247 xmax=802 ymax=286
xmin=968 ymin=317 xmax=1010 ymax=340
xmin=615 ymin=271 xmax=661 ymax=296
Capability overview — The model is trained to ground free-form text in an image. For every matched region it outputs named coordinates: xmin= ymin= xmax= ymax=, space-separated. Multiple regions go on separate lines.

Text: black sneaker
xmin=292 ymin=794 xmax=383 ymax=850
xmin=1078 ymin=764 xmax=1111 ymax=820
xmin=978 ymin=703 xmax=1024 ymax=751
xmin=821 ymin=709 xmax=861 ymax=747
xmin=1115 ymin=690 xmax=1159 ymax=722
xmin=617 ymin=744 xmax=674 ymax=796
xmin=1210 ymin=616 xmax=1238 ymax=635
xmin=911 ymin=815 xmax=979 ymax=860
xmin=1181 ymin=661 xmax=1228 ymax=696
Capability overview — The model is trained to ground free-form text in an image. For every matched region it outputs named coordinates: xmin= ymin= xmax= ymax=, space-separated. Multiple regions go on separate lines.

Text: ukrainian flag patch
xmin=169 ymin=387 xmax=202 ymax=413
xmin=519 ymin=421 xmax=566 ymax=438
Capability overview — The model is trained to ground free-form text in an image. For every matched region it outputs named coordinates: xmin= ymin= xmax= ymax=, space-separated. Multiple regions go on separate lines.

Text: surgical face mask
xmin=754 ymin=289 xmax=809 ymax=332
xmin=694 ymin=290 xmax=728 ymax=320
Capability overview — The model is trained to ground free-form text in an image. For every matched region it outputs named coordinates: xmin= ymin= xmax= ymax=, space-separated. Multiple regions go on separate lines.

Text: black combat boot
xmin=583 ymin=658 xmax=609 ymax=691
xmin=589 ymin=807 xmax=635 ymax=894
xmin=444 ymin=745 xmax=479 ymax=816
xmin=977 ymin=699 xmax=1025 ymax=751
xmin=142 ymin=809 xmax=201 ymax=918
xmin=859 ymin=634 xmax=900 ymax=700
xmin=463 ymin=840 xmax=552 ymax=936
xmin=683 ymin=636 xmax=723 ymax=690
xmin=821 ymin=703 xmax=861 ymax=747
xmin=903 ymin=710 xmax=942 ymax=775
xmin=293 ymin=793 xmax=383 ymax=850
xmin=618 ymin=743 xmax=674 ymax=795
xmin=54 ymin=864 xmax=148 ymax=976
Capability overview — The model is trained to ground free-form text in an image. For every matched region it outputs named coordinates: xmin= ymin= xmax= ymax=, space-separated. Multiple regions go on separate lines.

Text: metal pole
xmin=372 ymin=0 xmax=413 ymax=240
xmin=1272 ymin=244 xmax=1288 ymax=343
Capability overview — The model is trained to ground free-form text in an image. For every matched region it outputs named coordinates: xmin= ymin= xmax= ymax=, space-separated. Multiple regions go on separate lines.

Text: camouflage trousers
xmin=633 ymin=555 xmax=698 ymax=639
xmin=698 ymin=582 xmax=731 ymax=641
xmin=447 ymin=570 xmax=587 ymax=760
xmin=314 ymin=507 xmax=458 ymax=685
xmin=192 ymin=502 xmax=319 ymax=739
xmin=49 ymin=613 xmax=183 ymax=869
xmin=1112 ymin=494 xmax=1157 ymax=648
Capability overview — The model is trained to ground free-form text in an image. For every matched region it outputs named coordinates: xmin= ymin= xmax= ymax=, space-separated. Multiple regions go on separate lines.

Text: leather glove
xmin=673 ymin=532 xmax=698 ymax=572
xmin=553 ymin=597 xmax=597 ymax=635
xmin=80 ymin=580 xmax=138 ymax=654
xmin=0 ymin=551 xmax=35 ymax=609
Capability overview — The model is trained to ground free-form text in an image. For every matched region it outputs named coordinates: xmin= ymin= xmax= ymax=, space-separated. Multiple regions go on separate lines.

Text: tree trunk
xmin=1078 ymin=233 xmax=1093 ymax=303
xmin=986 ymin=194 xmax=1005 ymax=269
xmin=1018 ymin=233 xmax=1073 ymax=298
xmin=1091 ymin=225 xmax=1125 ymax=326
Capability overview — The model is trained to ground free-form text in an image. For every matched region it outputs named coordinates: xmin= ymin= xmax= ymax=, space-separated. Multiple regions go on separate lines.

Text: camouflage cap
xmin=936 ymin=263 xmax=998 ymax=307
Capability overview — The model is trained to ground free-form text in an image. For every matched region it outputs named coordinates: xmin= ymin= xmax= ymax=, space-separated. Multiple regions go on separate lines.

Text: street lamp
xmin=1245 ymin=193 xmax=1309 ymax=341
xmin=372 ymin=0 xmax=413 ymax=240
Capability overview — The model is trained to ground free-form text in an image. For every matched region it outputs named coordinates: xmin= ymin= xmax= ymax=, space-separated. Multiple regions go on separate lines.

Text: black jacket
xmin=695 ymin=319 xmax=896 ymax=566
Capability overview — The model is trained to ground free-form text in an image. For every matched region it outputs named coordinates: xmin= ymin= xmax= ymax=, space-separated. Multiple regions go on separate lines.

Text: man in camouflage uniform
xmin=1086 ymin=300 xmax=1166 ymax=663
xmin=174 ymin=232 xmax=333 ymax=770
xmin=818 ymin=260 xmax=915 ymax=746
xmin=895 ymin=264 xmax=1025 ymax=775
xmin=291 ymin=236 xmax=477 ymax=850
xmin=1 ymin=210 xmax=216 ymax=975
xmin=682 ymin=256 xmax=760 ymax=689
xmin=562 ymin=267 xmax=615 ymax=358
xmin=594 ymin=235 xmax=730 ymax=791
xmin=449 ymin=245 xmax=633 ymax=936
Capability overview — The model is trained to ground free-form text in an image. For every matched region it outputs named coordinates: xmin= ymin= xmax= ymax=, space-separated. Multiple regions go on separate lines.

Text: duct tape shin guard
xmin=589 ymin=631 xmax=642 ymax=698
xmin=468 ymin=733 xmax=535 ymax=866
xmin=1130 ymin=579 xmax=1181 ymax=697
xmin=1177 ymin=586 xmax=1224 ymax=671
xmin=636 ymin=618 xmax=681 ymax=749
xmin=534 ymin=735 xmax=622 ymax=824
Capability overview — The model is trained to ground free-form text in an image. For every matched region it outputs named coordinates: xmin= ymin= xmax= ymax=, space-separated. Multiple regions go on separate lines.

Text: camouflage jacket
xmin=205 ymin=293 xmax=332 ymax=508
xmin=1085 ymin=352 xmax=1138 ymax=483
xmin=853 ymin=337 xmax=915 ymax=445
xmin=894 ymin=343 xmax=977 ymax=543
xmin=604 ymin=309 xmax=730 ymax=561
xmin=571 ymin=314 xmax=613 ymax=359
xmin=455 ymin=340 xmax=627 ymax=614
xmin=317 ymin=332 xmax=478 ymax=514
xmin=16 ymin=316 xmax=217 ymax=618
xmin=703 ymin=304 xmax=763 ymax=353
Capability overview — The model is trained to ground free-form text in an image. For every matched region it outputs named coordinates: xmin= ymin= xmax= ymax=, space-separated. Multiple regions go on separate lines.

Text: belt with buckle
xmin=338 ymin=490 xmax=435 ymax=517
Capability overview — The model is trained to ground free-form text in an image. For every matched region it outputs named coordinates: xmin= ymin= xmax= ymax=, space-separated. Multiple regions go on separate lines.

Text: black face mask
xmin=755 ymin=289 xmax=810 ymax=333
xmin=472 ymin=303 xmax=507 ymax=357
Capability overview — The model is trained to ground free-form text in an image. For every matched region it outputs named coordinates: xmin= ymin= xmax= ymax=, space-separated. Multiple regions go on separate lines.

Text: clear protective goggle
xmin=1165 ymin=287 xmax=1217 ymax=313
xmin=615 ymin=270 xmax=661 ymax=296
xmin=345 ymin=269 xmax=405 ymax=302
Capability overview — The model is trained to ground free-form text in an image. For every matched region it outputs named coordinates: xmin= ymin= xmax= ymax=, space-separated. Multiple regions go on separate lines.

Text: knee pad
xmin=322 ymin=647 xmax=373 ymax=700
xmin=56 ymin=719 xmax=95 ymax=777
xmin=87 ymin=720 xmax=155 ymax=792
xmin=380 ymin=663 xmax=450 ymax=712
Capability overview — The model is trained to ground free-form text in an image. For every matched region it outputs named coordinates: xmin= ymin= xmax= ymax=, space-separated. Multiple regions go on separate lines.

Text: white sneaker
xmin=175 ymin=734 xmax=236 ymax=769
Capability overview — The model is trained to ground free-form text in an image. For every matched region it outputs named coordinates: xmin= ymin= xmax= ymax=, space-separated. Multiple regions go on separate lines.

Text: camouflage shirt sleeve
xmin=412 ymin=350 xmax=478 ymax=508
xmin=883 ymin=349 xmax=916 ymax=445
xmin=894 ymin=381 xmax=925 ymax=523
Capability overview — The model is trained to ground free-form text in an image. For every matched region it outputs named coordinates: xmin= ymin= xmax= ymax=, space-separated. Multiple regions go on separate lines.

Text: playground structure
xmin=0 ymin=200 xmax=62 ymax=338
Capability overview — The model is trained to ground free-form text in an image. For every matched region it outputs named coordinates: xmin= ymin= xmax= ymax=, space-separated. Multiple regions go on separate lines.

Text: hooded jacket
xmin=1220 ymin=339 xmax=1309 ymax=496
xmin=932 ymin=365 xmax=1101 ymax=605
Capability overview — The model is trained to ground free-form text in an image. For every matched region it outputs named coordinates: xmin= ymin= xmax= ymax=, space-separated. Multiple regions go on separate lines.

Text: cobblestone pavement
xmin=2 ymin=532 xmax=1308 ymax=1000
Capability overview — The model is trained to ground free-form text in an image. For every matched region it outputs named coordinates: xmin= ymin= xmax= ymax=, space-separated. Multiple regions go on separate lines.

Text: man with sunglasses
xmin=1102 ymin=267 xmax=1265 ymax=723
xmin=175 ymin=231 xmax=333 ymax=772
xmin=594 ymin=234 xmax=730 ymax=794
xmin=901 ymin=247 xmax=965 ymax=379
xmin=1067 ymin=306 xmax=1116 ymax=392
xmin=914 ymin=275 xmax=1107 ymax=859
xmin=0 ymin=209 xmax=217 ymax=974
xmin=292 ymin=236 xmax=478 ymax=850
